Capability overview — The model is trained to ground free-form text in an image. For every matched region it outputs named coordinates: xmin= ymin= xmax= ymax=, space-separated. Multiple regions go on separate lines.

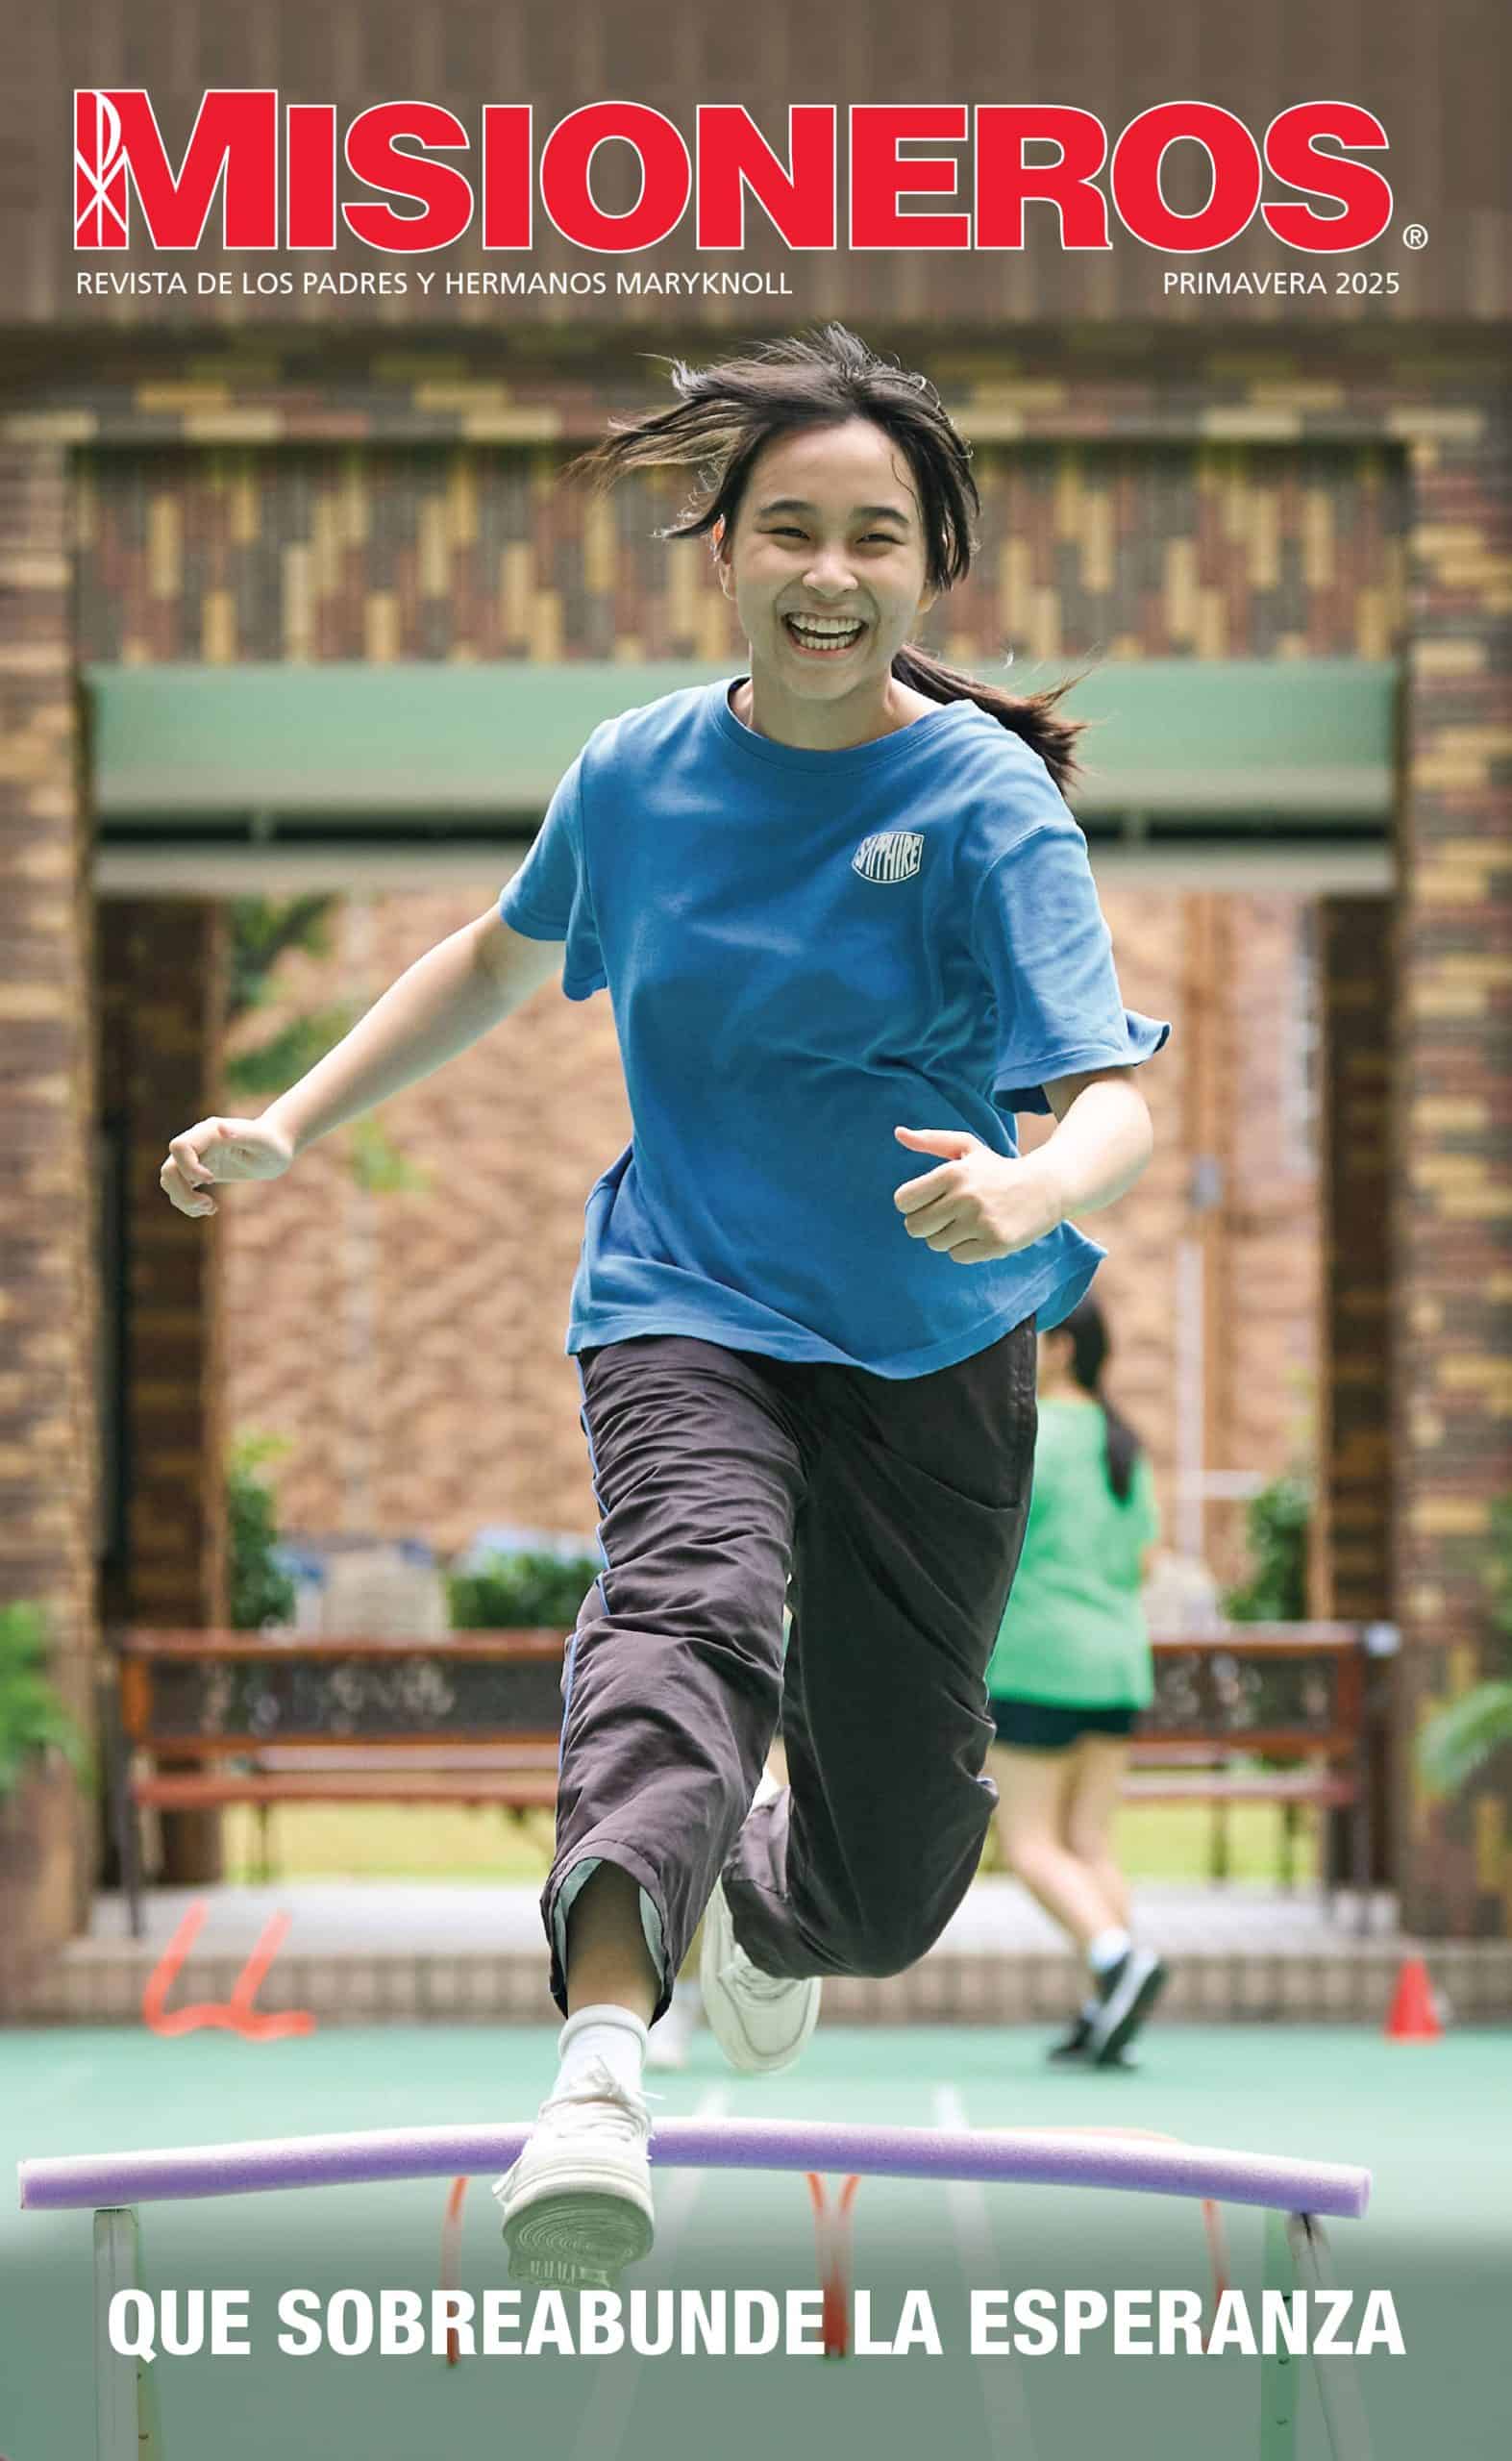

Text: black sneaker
xmin=1085 ymin=1947 xmax=1169 ymax=2067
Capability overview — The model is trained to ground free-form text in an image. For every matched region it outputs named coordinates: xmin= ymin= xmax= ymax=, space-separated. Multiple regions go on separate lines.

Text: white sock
xmin=1087 ymin=1927 xmax=1132 ymax=1977
xmin=555 ymin=2003 xmax=649 ymax=2099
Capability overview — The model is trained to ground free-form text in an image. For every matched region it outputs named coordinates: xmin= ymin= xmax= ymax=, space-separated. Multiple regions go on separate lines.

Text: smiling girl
xmin=160 ymin=324 xmax=1168 ymax=2293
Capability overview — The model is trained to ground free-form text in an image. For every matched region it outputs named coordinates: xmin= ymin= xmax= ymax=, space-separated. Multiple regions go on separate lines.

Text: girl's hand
xmin=159 ymin=1116 xmax=296 ymax=1218
xmin=892 ymin=1127 xmax=1064 ymax=1265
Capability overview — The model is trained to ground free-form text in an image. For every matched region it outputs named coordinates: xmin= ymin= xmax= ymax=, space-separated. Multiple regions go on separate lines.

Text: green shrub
xmin=445 ymin=1551 xmax=601 ymax=1630
xmin=1224 ymin=1474 xmax=1310 ymax=1623
xmin=1417 ymin=1497 xmax=1512 ymax=1797
xmin=228 ymin=1431 xmax=298 ymax=1631
xmin=0 ymin=1601 xmax=90 ymax=1802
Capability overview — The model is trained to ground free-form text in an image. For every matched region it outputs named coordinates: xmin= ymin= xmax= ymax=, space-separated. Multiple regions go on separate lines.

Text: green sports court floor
xmin=3 ymin=2022 xmax=1508 ymax=2460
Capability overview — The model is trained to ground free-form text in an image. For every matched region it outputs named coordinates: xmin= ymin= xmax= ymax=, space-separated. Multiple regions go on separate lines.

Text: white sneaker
xmin=491 ymin=2055 xmax=656 ymax=2289
xmin=700 ymin=1777 xmax=820 ymax=2076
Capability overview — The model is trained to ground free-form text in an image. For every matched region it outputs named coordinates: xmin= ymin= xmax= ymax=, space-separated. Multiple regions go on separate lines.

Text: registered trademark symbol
xmin=1403 ymin=224 xmax=1428 ymax=249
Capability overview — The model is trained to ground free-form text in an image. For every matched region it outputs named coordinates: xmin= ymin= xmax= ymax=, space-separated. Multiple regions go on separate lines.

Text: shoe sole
xmin=700 ymin=1878 xmax=820 ymax=2076
xmin=1090 ymin=1960 xmax=1169 ymax=2066
xmin=500 ymin=2183 xmax=655 ymax=2290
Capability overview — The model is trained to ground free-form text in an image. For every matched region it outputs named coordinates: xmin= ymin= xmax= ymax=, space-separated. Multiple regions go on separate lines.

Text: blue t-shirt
xmin=497 ymin=677 xmax=1169 ymax=1379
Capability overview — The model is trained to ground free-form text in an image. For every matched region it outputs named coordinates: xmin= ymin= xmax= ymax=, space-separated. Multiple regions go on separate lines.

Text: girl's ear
xmin=712 ymin=517 xmax=733 ymax=599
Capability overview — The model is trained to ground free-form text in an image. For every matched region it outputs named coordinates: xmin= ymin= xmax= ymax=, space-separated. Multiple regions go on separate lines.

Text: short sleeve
xmin=971 ymin=817 xmax=1170 ymax=1114
xmin=496 ymin=754 xmax=607 ymax=1001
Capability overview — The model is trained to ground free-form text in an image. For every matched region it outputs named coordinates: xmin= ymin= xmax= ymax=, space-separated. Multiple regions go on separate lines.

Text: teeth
xmin=787 ymin=615 xmax=864 ymax=645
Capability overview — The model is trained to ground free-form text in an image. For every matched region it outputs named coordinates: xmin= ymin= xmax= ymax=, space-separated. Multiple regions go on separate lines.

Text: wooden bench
xmin=110 ymin=1628 xmax=569 ymax=1939
xmin=1130 ymin=1622 xmax=1391 ymax=1923
xmin=111 ymin=1618 xmax=1391 ymax=1938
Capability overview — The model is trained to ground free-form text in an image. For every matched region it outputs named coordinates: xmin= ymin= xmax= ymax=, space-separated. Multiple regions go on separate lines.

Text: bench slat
xmin=133 ymin=1773 xmax=559 ymax=1808
xmin=1122 ymin=1774 xmax=1356 ymax=1805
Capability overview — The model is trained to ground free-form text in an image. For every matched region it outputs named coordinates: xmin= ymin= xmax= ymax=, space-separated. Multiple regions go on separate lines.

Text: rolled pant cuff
xmin=543 ymin=1837 xmax=674 ymax=2025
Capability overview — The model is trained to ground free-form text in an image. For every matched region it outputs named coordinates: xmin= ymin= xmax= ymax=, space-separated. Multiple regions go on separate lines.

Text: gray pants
xmin=544 ymin=1320 xmax=1038 ymax=2023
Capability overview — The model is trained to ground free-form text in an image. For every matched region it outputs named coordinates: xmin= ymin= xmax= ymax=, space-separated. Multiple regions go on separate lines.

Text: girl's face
xmin=714 ymin=418 xmax=936 ymax=720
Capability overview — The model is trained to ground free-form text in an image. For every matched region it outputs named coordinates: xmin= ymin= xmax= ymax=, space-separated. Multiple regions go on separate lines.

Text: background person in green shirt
xmin=985 ymin=1297 xmax=1169 ymax=2067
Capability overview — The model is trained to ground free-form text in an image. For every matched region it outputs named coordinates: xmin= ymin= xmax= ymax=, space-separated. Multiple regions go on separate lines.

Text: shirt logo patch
xmin=852 ymin=831 xmax=924 ymax=885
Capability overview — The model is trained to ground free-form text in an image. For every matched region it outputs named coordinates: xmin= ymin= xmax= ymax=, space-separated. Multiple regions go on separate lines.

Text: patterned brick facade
xmin=1312 ymin=895 xmax=1395 ymax=1880
xmin=97 ymin=902 xmax=230 ymax=1882
xmin=0 ymin=442 xmax=95 ymax=2000
xmin=1314 ymin=897 xmax=1394 ymax=1626
xmin=70 ymin=440 xmax=1405 ymax=667
xmin=1394 ymin=426 xmax=1512 ymax=1936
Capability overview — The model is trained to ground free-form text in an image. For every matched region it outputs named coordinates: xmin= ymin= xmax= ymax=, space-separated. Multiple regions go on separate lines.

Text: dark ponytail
xmin=1055 ymin=1297 xmax=1143 ymax=1504
xmin=564 ymin=322 xmax=1089 ymax=798
xmin=887 ymin=641 xmax=1086 ymax=801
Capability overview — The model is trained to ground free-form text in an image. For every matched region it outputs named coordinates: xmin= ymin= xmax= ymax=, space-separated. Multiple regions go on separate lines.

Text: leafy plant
xmin=228 ymin=1430 xmax=299 ymax=1631
xmin=0 ymin=1601 xmax=90 ymax=1802
xmin=445 ymin=1551 xmax=602 ymax=1630
xmin=1417 ymin=1498 xmax=1512 ymax=1798
xmin=225 ymin=894 xmax=339 ymax=1028
xmin=1223 ymin=1473 xmax=1310 ymax=1623
xmin=1417 ymin=1684 xmax=1512 ymax=1796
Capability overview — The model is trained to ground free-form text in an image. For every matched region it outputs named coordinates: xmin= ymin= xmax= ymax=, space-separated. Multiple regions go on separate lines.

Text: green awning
xmin=85 ymin=659 xmax=1396 ymax=832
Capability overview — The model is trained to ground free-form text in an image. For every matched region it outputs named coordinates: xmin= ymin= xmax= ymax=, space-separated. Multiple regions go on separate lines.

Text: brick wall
xmin=1314 ymin=897 xmax=1393 ymax=1622
xmin=1313 ymin=894 xmax=1395 ymax=1882
xmin=219 ymin=894 xmax=629 ymax=1541
xmin=97 ymin=902 xmax=232 ymax=1880
xmin=1394 ymin=422 xmax=1512 ymax=1937
xmin=0 ymin=443 xmax=96 ymax=2001
xmin=72 ymin=439 xmax=1405 ymax=666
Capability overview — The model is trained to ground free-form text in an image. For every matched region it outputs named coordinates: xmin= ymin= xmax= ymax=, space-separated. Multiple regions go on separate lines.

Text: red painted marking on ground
xmin=140 ymin=1897 xmax=315 ymax=2038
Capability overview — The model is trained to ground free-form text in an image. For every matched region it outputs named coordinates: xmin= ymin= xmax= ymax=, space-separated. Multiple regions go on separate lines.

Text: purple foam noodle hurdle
xmin=17 ymin=2120 xmax=1370 ymax=2220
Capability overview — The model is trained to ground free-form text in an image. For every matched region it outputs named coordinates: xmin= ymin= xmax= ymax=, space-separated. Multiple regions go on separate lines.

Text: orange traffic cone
xmin=1384 ymin=1955 xmax=1441 ymax=2042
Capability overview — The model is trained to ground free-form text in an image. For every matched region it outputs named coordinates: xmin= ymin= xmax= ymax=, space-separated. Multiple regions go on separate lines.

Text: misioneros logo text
xmin=74 ymin=93 xmax=1395 ymax=257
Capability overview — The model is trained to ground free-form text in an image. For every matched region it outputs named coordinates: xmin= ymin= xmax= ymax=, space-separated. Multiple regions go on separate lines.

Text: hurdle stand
xmin=92 ymin=2205 xmax=163 ymax=2461
xmin=20 ymin=2119 xmax=1374 ymax=2461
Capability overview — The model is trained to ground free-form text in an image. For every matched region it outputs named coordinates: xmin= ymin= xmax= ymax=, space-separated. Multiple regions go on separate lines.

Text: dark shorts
xmin=990 ymin=1696 xmax=1139 ymax=1751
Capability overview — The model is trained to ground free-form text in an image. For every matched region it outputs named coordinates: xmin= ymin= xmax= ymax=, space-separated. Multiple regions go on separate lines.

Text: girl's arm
xmin=1033 ymin=1066 xmax=1154 ymax=1220
xmin=261 ymin=911 xmax=560 ymax=1159
xmin=893 ymin=1067 xmax=1153 ymax=1264
xmin=162 ymin=911 xmax=563 ymax=1214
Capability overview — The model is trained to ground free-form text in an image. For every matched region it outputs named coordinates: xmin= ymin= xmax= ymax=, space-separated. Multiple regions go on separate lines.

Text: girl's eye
xmin=765 ymin=528 xmax=900 ymax=545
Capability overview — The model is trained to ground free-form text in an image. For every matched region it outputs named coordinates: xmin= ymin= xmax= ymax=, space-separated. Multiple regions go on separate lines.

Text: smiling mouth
xmin=782 ymin=614 xmax=867 ymax=656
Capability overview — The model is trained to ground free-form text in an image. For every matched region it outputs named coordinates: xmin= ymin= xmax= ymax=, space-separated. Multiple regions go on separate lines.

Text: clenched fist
xmin=159 ymin=1116 xmax=295 ymax=1218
